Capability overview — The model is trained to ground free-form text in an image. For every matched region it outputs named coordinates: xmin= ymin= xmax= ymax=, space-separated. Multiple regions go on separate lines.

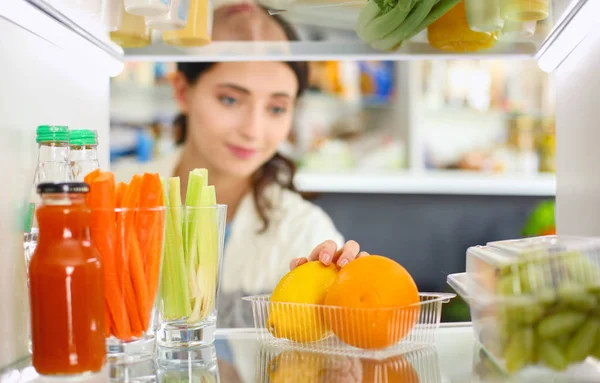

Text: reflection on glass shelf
xmin=294 ymin=170 xmax=556 ymax=196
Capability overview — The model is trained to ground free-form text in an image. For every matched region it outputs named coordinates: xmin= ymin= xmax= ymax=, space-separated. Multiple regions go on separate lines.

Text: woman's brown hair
xmin=174 ymin=60 xmax=310 ymax=232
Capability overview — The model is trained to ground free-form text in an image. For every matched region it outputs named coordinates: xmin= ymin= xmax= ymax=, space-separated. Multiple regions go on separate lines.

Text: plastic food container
xmin=145 ymin=0 xmax=189 ymax=30
xmin=125 ymin=0 xmax=171 ymax=16
xmin=110 ymin=2 xmax=152 ymax=48
xmin=500 ymin=0 xmax=549 ymax=22
xmin=464 ymin=0 xmax=504 ymax=33
xmin=448 ymin=235 xmax=600 ymax=375
xmin=243 ymin=293 xmax=454 ymax=359
xmin=427 ymin=1 xmax=499 ymax=53
xmin=257 ymin=344 xmax=442 ymax=382
xmin=162 ymin=0 xmax=212 ymax=47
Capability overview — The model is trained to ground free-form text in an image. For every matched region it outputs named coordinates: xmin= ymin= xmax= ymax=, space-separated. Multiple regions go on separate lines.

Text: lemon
xmin=268 ymin=261 xmax=338 ymax=343
xmin=267 ymin=350 xmax=325 ymax=382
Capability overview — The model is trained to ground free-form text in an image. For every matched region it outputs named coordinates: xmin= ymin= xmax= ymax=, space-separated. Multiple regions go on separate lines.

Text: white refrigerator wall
xmin=556 ymin=28 xmax=600 ymax=236
xmin=0 ymin=17 xmax=110 ymax=368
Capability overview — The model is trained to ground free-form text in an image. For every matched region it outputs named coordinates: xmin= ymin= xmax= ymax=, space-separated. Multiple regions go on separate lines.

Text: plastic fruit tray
xmin=256 ymin=343 xmax=442 ymax=382
xmin=242 ymin=293 xmax=455 ymax=359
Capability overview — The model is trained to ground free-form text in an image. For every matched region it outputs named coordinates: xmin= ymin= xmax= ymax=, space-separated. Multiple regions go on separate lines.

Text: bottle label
xmin=178 ymin=0 xmax=190 ymax=22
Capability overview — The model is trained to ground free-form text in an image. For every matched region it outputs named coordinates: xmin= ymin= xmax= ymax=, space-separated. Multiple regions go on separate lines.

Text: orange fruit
xmin=362 ymin=355 xmax=420 ymax=383
xmin=268 ymin=261 xmax=338 ymax=343
xmin=324 ymin=256 xmax=420 ymax=349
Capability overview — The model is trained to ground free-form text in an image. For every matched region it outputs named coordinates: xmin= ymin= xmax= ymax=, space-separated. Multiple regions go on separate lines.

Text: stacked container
xmin=448 ymin=235 xmax=600 ymax=374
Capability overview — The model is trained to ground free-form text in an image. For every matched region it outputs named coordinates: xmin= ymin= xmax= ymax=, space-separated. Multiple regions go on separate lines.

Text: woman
xmin=115 ymin=61 xmax=367 ymax=328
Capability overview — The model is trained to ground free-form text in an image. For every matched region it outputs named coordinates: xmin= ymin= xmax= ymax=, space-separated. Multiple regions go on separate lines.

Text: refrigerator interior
xmin=1 ymin=0 xmax=599 ymax=371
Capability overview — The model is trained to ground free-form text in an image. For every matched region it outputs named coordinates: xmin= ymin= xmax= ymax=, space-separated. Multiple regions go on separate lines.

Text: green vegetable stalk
xmin=357 ymin=0 xmax=462 ymax=51
xmin=160 ymin=169 xmax=220 ymax=324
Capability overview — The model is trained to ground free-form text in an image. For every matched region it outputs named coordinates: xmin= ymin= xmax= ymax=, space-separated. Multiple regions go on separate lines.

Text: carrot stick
xmin=129 ymin=228 xmax=150 ymax=330
xmin=120 ymin=174 xmax=149 ymax=332
xmin=140 ymin=174 xmax=165 ymax=312
xmin=84 ymin=169 xmax=102 ymax=206
xmin=89 ymin=172 xmax=132 ymax=341
xmin=136 ymin=174 xmax=161 ymax=267
xmin=116 ymin=182 xmax=128 ymax=208
xmin=84 ymin=168 xmax=101 ymax=185
xmin=104 ymin=302 xmax=111 ymax=338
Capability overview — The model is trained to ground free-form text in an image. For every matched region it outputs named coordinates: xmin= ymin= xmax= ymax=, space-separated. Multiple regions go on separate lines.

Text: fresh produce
xmin=495 ymin=251 xmax=600 ymax=373
xmin=86 ymin=171 xmax=165 ymax=341
xmin=160 ymin=169 xmax=221 ymax=324
xmin=362 ymin=354 xmax=420 ymax=383
xmin=268 ymin=261 xmax=338 ymax=343
xmin=324 ymin=255 xmax=420 ymax=349
xmin=267 ymin=350 xmax=328 ymax=382
xmin=427 ymin=1 xmax=499 ymax=52
xmin=357 ymin=0 xmax=462 ymax=51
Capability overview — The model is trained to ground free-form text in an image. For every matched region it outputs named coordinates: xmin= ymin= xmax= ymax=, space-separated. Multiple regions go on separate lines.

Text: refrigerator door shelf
xmin=0 ymin=0 xmax=123 ymax=77
xmin=536 ymin=0 xmax=600 ymax=73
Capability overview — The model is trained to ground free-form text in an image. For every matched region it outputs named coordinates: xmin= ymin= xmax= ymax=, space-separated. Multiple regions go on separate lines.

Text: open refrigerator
xmin=1 ymin=0 xmax=599 ymax=372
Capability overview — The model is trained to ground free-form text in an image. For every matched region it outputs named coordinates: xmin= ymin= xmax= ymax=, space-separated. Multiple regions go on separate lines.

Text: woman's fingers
xmin=308 ymin=240 xmax=339 ymax=266
xmin=333 ymin=240 xmax=360 ymax=268
xmin=296 ymin=240 xmax=365 ymax=271
xmin=290 ymin=257 xmax=308 ymax=270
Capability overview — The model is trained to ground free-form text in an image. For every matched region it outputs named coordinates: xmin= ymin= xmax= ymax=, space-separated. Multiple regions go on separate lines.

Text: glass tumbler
xmin=91 ymin=207 xmax=166 ymax=363
xmin=157 ymin=205 xmax=227 ymax=347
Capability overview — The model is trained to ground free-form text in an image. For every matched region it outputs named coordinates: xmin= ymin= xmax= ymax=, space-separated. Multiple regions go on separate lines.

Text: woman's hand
xmin=290 ymin=240 xmax=369 ymax=270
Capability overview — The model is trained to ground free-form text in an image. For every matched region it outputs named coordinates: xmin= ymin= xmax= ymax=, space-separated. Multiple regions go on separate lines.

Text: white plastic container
xmin=448 ymin=235 xmax=600 ymax=375
xmin=145 ymin=0 xmax=189 ymax=31
xmin=99 ymin=0 xmax=124 ymax=31
xmin=125 ymin=0 xmax=171 ymax=16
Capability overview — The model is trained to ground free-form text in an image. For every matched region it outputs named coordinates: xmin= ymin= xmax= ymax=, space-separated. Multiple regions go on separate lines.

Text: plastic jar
xmin=428 ymin=1 xmax=499 ymax=52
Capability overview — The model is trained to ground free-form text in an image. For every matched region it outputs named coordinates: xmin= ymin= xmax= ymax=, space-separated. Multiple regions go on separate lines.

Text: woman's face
xmin=175 ymin=62 xmax=299 ymax=178
xmin=212 ymin=3 xmax=288 ymax=41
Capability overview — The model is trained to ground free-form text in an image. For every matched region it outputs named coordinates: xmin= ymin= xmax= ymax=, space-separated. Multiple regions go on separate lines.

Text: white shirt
xmin=113 ymin=149 xmax=344 ymax=328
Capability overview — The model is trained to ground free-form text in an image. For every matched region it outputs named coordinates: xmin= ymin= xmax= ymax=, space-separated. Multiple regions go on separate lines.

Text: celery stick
xmin=184 ymin=169 xmax=208 ymax=300
xmin=160 ymin=178 xmax=176 ymax=319
xmin=188 ymin=185 xmax=219 ymax=323
xmin=165 ymin=177 xmax=191 ymax=318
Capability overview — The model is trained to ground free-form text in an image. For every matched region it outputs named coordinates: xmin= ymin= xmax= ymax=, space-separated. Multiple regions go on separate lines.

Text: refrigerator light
xmin=536 ymin=0 xmax=599 ymax=73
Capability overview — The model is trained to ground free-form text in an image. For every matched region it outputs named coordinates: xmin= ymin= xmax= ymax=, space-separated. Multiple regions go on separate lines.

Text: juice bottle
xmin=25 ymin=125 xmax=72 ymax=267
xmin=69 ymin=129 xmax=101 ymax=181
xmin=29 ymin=182 xmax=106 ymax=376
xmin=162 ymin=0 xmax=212 ymax=47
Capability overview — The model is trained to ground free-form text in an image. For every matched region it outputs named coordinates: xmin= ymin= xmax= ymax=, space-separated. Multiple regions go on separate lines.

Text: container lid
xmin=37 ymin=182 xmax=89 ymax=195
xmin=465 ymin=236 xmax=600 ymax=300
xmin=70 ymin=129 xmax=98 ymax=146
xmin=36 ymin=125 xmax=69 ymax=143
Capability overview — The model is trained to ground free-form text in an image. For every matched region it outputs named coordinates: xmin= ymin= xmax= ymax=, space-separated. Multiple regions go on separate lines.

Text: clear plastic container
xmin=257 ymin=344 xmax=442 ymax=382
xmin=243 ymin=293 xmax=455 ymax=359
xmin=125 ymin=0 xmax=171 ymax=16
xmin=162 ymin=0 xmax=212 ymax=47
xmin=502 ymin=20 xmax=537 ymax=39
xmin=500 ymin=0 xmax=549 ymax=22
xmin=448 ymin=235 xmax=600 ymax=375
xmin=110 ymin=2 xmax=152 ymax=48
xmin=464 ymin=0 xmax=505 ymax=33
xmin=145 ymin=0 xmax=189 ymax=31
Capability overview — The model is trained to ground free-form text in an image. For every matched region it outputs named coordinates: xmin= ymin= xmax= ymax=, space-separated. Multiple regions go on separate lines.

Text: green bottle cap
xmin=69 ymin=129 xmax=98 ymax=146
xmin=36 ymin=125 xmax=69 ymax=143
